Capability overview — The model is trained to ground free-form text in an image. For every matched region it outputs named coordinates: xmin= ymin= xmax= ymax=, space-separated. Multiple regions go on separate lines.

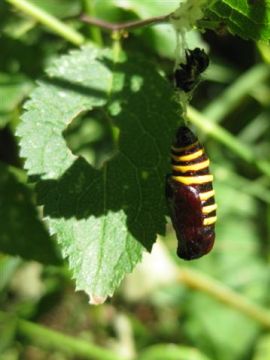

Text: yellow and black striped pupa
xmin=166 ymin=126 xmax=217 ymax=260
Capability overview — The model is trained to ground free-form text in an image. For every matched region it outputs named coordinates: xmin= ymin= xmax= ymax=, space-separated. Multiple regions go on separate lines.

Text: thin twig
xmin=178 ymin=268 xmax=270 ymax=328
xmin=80 ymin=13 xmax=171 ymax=32
xmin=203 ymin=63 xmax=270 ymax=123
xmin=0 ymin=311 xmax=124 ymax=360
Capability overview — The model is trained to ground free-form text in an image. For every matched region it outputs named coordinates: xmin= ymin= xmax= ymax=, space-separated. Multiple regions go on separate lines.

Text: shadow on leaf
xmin=35 ymin=52 xmax=179 ymax=252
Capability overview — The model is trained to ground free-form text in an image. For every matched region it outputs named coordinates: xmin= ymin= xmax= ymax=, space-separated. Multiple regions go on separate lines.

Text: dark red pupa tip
xmin=177 ymin=229 xmax=215 ymax=260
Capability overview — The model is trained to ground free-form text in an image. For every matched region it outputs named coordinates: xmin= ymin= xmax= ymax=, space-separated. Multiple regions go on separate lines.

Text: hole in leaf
xmin=63 ymin=109 xmax=117 ymax=169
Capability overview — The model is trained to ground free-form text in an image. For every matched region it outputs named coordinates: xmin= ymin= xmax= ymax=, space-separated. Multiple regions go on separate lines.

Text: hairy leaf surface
xmin=18 ymin=45 xmax=179 ymax=299
xmin=208 ymin=0 xmax=270 ymax=41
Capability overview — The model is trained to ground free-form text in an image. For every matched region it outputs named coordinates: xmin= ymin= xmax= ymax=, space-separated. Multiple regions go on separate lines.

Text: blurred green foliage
xmin=1 ymin=1 xmax=270 ymax=360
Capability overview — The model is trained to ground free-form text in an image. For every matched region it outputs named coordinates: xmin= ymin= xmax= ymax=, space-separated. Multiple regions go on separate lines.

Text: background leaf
xmin=0 ymin=162 xmax=59 ymax=264
xmin=17 ymin=45 xmax=179 ymax=299
xmin=0 ymin=256 xmax=21 ymax=292
xmin=95 ymin=0 xmax=207 ymax=59
xmin=27 ymin=0 xmax=81 ymax=18
xmin=0 ymin=312 xmax=17 ymax=354
xmin=138 ymin=343 xmax=212 ymax=360
xmin=253 ymin=334 xmax=270 ymax=360
xmin=182 ymin=178 xmax=269 ymax=360
xmin=0 ymin=73 xmax=32 ymax=128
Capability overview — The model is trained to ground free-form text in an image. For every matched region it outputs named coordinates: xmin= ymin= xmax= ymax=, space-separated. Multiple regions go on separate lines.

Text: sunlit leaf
xmin=208 ymin=0 xmax=270 ymax=41
xmin=17 ymin=45 xmax=179 ymax=299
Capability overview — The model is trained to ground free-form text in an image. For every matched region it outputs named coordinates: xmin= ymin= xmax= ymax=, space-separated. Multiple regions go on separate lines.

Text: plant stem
xmin=213 ymin=164 xmax=270 ymax=204
xmin=203 ymin=63 xmax=270 ymax=123
xmin=204 ymin=63 xmax=239 ymax=84
xmin=5 ymin=313 xmax=123 ymax=360
xmin=178 ymin=267 xmax=270 ymax=328
xmin=187 ymin=106 xmax=270 ymax=177
xmin=6 ymin=0 xmax=85 ymax=46
xmin=257 ymin=41 xmax=270 ymax=64
xmin=238 ymin=112 xmax=269 ymax=143
xmin=82 ymin=0 xmax=103 ymax=46
xmin=80 ymin=13 xmax=170 ymax=32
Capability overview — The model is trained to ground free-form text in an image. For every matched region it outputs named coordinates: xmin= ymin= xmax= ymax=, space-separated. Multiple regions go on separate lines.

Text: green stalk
xmin=213 ymin=165 xmax=270 ymax=204
xmin=187 ymin=106 xmax=270 ymax=177
xmin=257 ymin=41 xmax=270 ymax=64
xmin=5 ymin=313 xmax=123 ymax=360
xmin=178 ymin=268 xmax=270 ymax=328
xmin=6 ymin=0 xmax=85 ymax=46
xmin=83 ymin=0 xmax=103 ymax=46
xmin=238 ymin=112 xmax=269 ymax=143
xmin=204 ymin=63 xmax=239 ymax=84
xmin=203 ymin=63 xmax=270 ymax=123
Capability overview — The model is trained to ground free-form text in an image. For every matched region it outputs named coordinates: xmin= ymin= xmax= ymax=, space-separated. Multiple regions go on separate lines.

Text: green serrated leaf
xmin=17 ymin=45 xmax=179 ymax=299
xmin=207 ymin=0 xmax=270 ymax=41
xmin=0 ymin=162 xmax=59 ymax=264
